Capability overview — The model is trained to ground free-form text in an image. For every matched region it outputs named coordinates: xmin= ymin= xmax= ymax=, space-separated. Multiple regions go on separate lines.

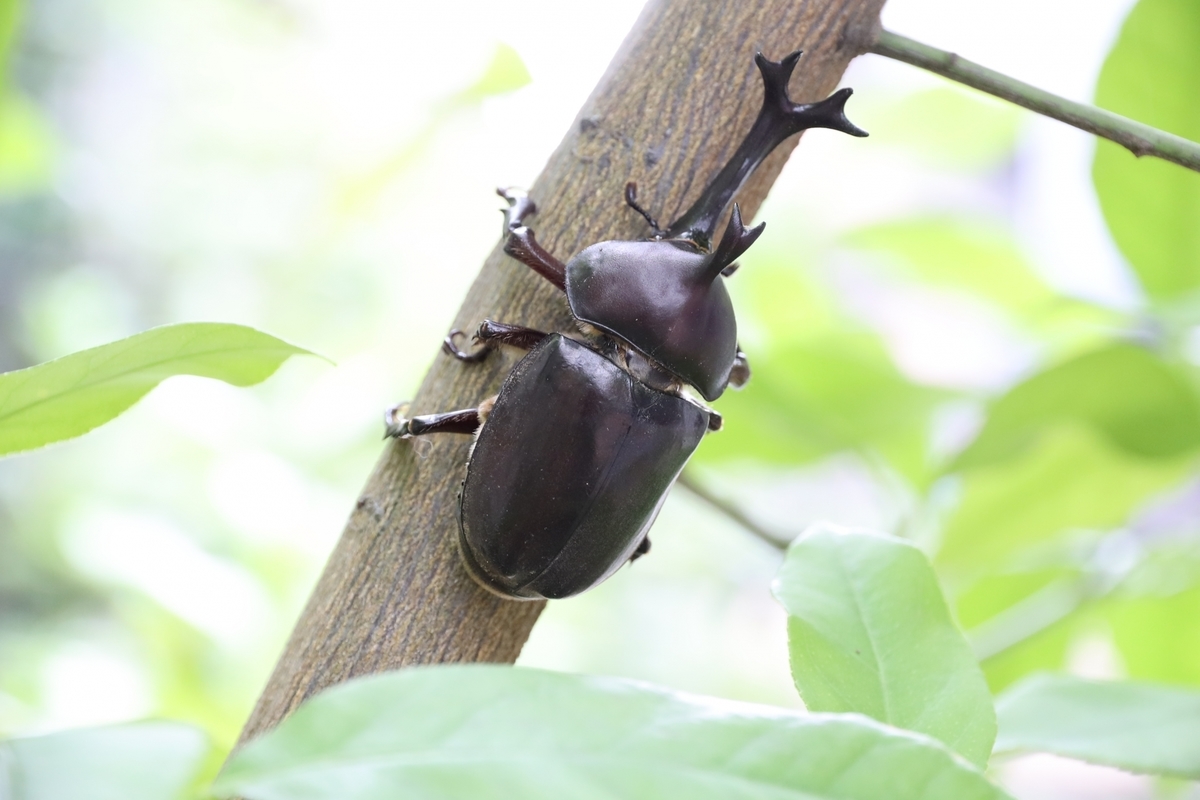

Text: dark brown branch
xmin=235 ymin=0 xmax=888 ymax=748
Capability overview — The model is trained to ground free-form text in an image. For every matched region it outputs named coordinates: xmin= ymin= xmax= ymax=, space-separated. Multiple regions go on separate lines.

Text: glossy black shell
xmin=565 ymin=240 xmax=737 ymax=402
xmin=458 ymin=334 xmax=710 ymax=599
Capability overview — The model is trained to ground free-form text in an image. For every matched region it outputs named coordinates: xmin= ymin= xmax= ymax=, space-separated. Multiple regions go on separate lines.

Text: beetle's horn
xmin=755 ymin=52 xmax=868 ymax=139
xmin=702 ymin=204 xmax=764 ymax=282
xmin=664 ymin=50 xmax=867 ymax=250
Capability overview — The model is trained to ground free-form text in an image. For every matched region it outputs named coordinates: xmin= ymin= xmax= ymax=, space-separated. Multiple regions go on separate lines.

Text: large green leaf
xmin=0 ymin=322 xmax=319 ymax=456
xmin=1093 ymin=0 xmax=1200 ymax=300
xmin=773 ymin=526 xmax=996 ymax=768
xmin=995 ymin=674 xmax=1200 ymax=778
xmin=216 ymin=666 xmax=1011 ymax=800
xmin=953 ymin=344 xmax=1200 ymax=471
xmin=0 ymin=721 xmax=210 ymax=800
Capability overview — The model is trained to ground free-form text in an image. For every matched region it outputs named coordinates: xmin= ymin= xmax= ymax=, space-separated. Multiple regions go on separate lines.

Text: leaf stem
xmin=676 ymin=472 xmax=790 ymax=550
xmin=868 ymin=28 xmax=1200 ymax=173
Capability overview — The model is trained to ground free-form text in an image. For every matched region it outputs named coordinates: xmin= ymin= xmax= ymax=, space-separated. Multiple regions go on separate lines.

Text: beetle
xmin=385 ymin=50 xmax=866 ymax=600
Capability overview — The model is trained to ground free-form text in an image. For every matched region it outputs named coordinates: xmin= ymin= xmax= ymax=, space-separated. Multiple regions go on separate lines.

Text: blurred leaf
xmin=937 ymin=426 xmax=1188 ymax=577
xmin=1108 ymin=585 xmax=1200 ymax=685
xmin=773 ymin=525 xmax=996 ymax=768
xmin=0 ymin=91 xmax=55 ymax=194
xmin=701 ymin=333 xmax=946 ymax=477
xmin=0 ymin=721 xmax=210 ymax=800
xmin=338 ymin=43 xmax=530 ymax=215
xmin=994 ymin=674 xmax=1200 ymax=778
xmin=840 ymin=218 xmax=1055 ymax=316
xmin=0 ymin=323 xmax=321 ymax=456
xmin=871 ymin=87 xmax=1021 ymax=170
xmin=1093 ymin=0 xmax=1200 ymax=300
xmin=954 ymin=344 xmax=1200 ymax=470
xmin=216 ymin=666 xmax=1011 ymax=800
xmin=455 ymin=43 xmax=532 ymax=104
xmin=0 ymin=0 xmax=18 ymax=73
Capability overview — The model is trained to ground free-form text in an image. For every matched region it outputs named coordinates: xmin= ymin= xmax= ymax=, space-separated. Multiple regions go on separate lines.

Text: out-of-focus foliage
xmin=953 ymin=344 xmax=1200 ymax=469
xmin=1093 ymin=0 xmax=1200 ymax=301
xmin=2 ymin=0 xmax=1200 ymax=797
xmin=773 ymin=526 xmax=995 ymax=767
xmin=0 ymin=323 xmax=319 ymax=456
xmin=0 ymin=720 xmax=211 ymax=800
xmin=995 ymin=674 xmax=1200 ymax=778
xmin=215 ymin=666 xmax=1011 ymax=800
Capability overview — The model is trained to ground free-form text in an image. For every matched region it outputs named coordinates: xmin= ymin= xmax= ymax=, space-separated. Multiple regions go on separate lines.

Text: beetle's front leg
xmin=497 ymin=188 xmax=567 ymax=292
xmin=443 ymin=320 xmax=551 ymax=363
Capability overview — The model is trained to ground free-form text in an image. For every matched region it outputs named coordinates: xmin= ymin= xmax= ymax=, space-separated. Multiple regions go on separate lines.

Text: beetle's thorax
xmin=564 ymin=238 xmax=739 ymax=402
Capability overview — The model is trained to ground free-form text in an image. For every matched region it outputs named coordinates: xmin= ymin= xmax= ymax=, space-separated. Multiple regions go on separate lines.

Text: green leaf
xmin=1 ymin=721 xmax=210 ymax=800
xmin=954 ymin=344 xmax=1200 ymax=470
xmin=0 ymin=91 xmax=55 ymax=195
xmin=455 ymin=43 xmax=532 ymax=104
xmin=840 ymin=217 xmax=1054 ymax=316
xmin=869 ymin=87 xmax=1021 ymax=170
xmin=772 ymin=526 xmax=996 ymax=768
xmin=216 ymin=666 xmax=1011 ymax=800
xmin=1093 ymin=0 xmax=1200 ymax=300
xmin=1108 ymin=585 xmax=1200 ymax=686
xmin=937 ymin=426 xmax=1188 ymax=577
xmin=995 ymin=674 xmax=1200 ymax=778
xmin=701 ymin=333 xmax=945 ymax=479
xmin=0 ymin=322 xmax=320 ymax=456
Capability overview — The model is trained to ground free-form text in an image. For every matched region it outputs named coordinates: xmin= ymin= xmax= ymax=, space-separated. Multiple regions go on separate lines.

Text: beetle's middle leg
xmin=384 ymin=399 xmax=501 ymax=440
xmin=497 ymin=188 xmax=567 ymax=292
xmin=443 ymin=320 xmax=550 ymax=363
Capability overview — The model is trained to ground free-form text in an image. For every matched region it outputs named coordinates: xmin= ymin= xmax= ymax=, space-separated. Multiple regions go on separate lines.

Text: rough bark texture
xmin=237 ymin=0 xmax=886 ymax=746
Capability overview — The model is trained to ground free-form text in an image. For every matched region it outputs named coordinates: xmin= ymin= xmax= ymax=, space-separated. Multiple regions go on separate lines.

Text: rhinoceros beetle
xmin=385 ymin=50 xmax=866 ymax=600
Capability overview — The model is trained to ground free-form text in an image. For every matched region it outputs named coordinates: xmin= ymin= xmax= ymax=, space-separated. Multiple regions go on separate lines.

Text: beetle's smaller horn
xmin=702 ymin=204 xmax=764 ymax=282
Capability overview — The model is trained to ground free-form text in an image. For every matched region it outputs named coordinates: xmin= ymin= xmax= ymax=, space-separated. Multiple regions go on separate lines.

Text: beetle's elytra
xmin=385 ymin=50 xmax=866 ymax=600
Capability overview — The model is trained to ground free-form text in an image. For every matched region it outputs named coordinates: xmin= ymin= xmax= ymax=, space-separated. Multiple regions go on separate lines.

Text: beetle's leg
xmin=477 ymin=319 xmax=550 ymax=350
xmin=629 ymin=536 xmax=652 ymax=562
xmin=729 ymin=347 xmax=751 ymax=389
xmin=443 ymin=330 xmax=492 ymax=363
xmin=707 ymin=410 xmax=724 ymax=432
xmin=664 ymin=50 xmax=867 ymax=250
xmin=623 ymin=182 xmax=664 ymax=238
xmin=443 ymin=320 xmax=551 ymax=363
xmin=498 ymin=188 xmax=567 ymax=292
xmin=385 ymin=406 xmax=481 ymax=439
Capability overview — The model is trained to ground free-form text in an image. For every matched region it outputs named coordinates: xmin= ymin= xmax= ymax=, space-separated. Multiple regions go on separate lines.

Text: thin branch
xmin=869 ymin=28 xmax=1200 ymax=174
xmin=677 ymin=472 xmax=790 ymax=550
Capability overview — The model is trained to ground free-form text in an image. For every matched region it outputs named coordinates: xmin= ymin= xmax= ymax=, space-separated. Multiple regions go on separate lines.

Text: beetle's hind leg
xmin=497 ymin=188 xmax=567 ymax=292
xmin=629 ymin=536 xmax=651 ymax=562
xmin=443 ymin=320 xmax=551 ymax=363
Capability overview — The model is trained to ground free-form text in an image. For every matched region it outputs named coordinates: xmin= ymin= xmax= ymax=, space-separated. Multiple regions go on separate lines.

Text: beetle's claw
xmin=384 ymin=403 xmax=412 ymax=439
xmin=497 ymin=187 xmax=537 ymax=233
xmin=443 ymin=329 xmax=493 ymax=363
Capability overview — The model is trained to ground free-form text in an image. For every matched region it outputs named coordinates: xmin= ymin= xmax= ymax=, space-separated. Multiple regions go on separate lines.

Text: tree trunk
xmin=236 ymin=0 xmax=886 ymax=746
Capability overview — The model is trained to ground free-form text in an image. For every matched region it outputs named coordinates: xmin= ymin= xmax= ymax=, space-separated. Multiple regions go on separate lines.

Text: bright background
xmin=3 ymin=0 xmax=1197 ymax=797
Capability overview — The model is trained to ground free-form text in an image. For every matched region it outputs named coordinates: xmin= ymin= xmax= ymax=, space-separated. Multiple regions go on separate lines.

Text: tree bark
xmin=236 ymin=0 xmax=886 ymax=746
